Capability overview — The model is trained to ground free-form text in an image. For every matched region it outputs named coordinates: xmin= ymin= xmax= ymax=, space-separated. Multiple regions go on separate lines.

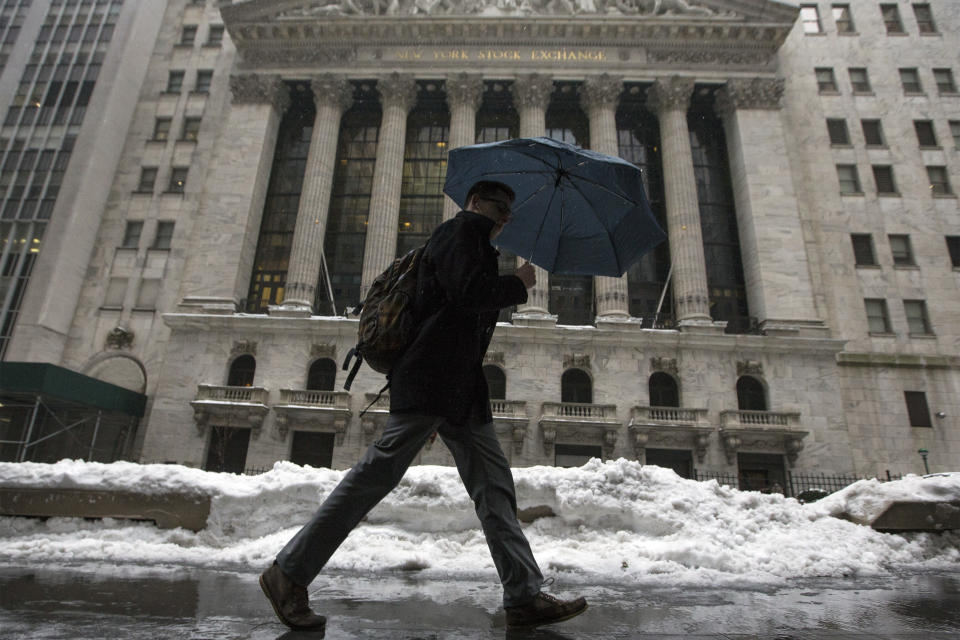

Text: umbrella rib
xmin=562 ymin=173 xmax=626 ymax=272
xmin=565 ymin=165 xmax=639 ymax=205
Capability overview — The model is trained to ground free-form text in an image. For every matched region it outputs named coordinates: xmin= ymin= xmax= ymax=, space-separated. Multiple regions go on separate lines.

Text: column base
xmin=596 ymin=316 xmax=643 ymax=331
xmin=759 ymin=318 xmax=829 ymax=338
xmin=511 ymin=312 xmax=558 ymax=328
xmin=179 ymin=296 xmax=238 ymax=314
xmin=678 ymin=318 xmax=726 ymax=334
xmin=268 ymin=303 xmax=312 ymax=318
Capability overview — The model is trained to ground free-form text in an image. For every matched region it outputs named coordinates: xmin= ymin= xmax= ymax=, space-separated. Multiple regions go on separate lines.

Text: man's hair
xmin=466 ymin=181 xmax=515 ymax=204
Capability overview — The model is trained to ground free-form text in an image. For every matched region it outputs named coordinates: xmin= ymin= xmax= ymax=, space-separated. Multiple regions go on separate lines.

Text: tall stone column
xmin=646 ymin=76 xmax=712 ymax=325
xmin=581 ymin=74 xmax=630 ymax=320
xmin=511 ymin=73 xmax=554 ymax=315
xmin=444 ymin=73 xmax=484 ymax=221
xmin=178 ymin=74 xmax=290 ymax=312
xmin=715 ymin=78 xmax=826 ymax=336
xmin=276 ymin=74 xmax=352 ymax=315
xmin=360 ymin=73 xmax=417 ymax=297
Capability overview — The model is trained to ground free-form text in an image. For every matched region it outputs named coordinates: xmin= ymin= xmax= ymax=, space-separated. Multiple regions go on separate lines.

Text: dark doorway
xmin=561 ymin=368 xmax=592 ymax=403
xmin=290 ymin=431 xmax=335 ymax=469
xmin=645 ymin=448 xmax=693 ymax=479
xmin=227 ymin=355 xmax=256 ymax=387
xmin=483 ymin=365 xmax=506 ymax=400
xmin=204 ymin=426 xmax=251 ymax=474
xmin=555 ymin=443 xmax=601 ymax=467
xmin=736 ymin=376 xmax=766 ymax=411
xmin=649 ymin=372 xmax=679 ymax=407
xmin=737 ymin=452 xmax=786 ymax=494
xmin=306 ymin=358 xmax=337 ymax=391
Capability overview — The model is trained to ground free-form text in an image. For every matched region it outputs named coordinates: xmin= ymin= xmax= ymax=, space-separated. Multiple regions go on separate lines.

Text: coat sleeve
xmin=429 ymin=220 xmax=528 ymax=312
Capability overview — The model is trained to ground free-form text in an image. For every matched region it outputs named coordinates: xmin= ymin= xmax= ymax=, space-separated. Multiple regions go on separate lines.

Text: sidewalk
xmin=1 ymin=564 xmax=958 ymax=639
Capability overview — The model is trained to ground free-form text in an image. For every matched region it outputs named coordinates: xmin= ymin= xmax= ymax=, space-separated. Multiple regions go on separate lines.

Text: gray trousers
xmin=276 ymin=412 xmax=544 ymax=607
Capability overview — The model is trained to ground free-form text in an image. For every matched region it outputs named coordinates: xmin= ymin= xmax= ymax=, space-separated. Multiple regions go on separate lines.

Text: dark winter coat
xmin=388 ymin=211 xmax=528 ymax=425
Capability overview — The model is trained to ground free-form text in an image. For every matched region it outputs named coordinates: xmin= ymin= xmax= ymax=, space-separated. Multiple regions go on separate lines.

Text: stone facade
xmin=6 ymin=0 xmax=960 ymax=482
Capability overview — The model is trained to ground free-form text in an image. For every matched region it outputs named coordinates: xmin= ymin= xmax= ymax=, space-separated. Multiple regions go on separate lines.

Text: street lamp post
xmin=918 ymin=448 xmax=930 ymax=474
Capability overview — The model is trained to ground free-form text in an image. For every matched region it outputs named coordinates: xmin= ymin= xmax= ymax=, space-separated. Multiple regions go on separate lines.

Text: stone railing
xmin=195 ymin=384 xmax=268 ymax=404
xmin=719 ymin=410 xmax=800 ymax=429
xmin=278 ymin=389 xmax=350 ymax=410
xmin=491 ymin=399 xmax=527 ymax=420
xmin=630 ymin=406 xmax=710 ymax=426
xmin=541 ymin=402 xmax=618 ymax=421
xmin=628 ymin=406 xmax=712 ymax=463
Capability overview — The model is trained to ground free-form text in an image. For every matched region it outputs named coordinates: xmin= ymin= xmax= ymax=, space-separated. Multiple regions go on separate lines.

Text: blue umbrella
xmin=443 ymin=137 xmax=666 ymax=277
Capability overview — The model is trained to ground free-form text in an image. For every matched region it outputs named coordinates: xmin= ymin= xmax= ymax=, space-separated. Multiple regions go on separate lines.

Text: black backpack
xmin=342 ymin=243 xmax=427 ymax=394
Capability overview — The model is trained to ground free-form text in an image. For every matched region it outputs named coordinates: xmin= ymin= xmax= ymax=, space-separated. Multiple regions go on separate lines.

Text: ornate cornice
xmin=377 ymin=72 xmax=418 ymax=109
xmin=310 ymin=73 xmax=354 ymax=111
xmin=580 ymin=73 xmax=623 ymax=113
xmin=445 ymin=72 xmax=484 ymax=110
xmin=512 ymin=73 xmax=554 ymax=109
xmin=229 ymin=74 xmax=291 ymax=112
xmin=714 ymin=76 xmax=784 ymax=115
xmin=645 ymin=75 xmax=694 ymax=114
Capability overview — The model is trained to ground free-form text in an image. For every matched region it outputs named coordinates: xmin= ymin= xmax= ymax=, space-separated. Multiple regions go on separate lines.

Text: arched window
xmin=736 ymin=376 xmax=767 ymax=411
xmin=227 ymin=355 xmax=256 ymax=387
xmin=306 ymin=358 xmax=337 ymax=391
xmin=561 ymin=368 xmax=592 ymax=404
xmin=483 ymin=365 xmax=506 ymax=400
xmin=649 ymin=372 xmax=679 ymax=407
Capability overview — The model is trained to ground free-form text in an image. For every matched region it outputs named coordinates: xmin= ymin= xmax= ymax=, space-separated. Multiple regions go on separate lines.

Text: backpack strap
xmin=342 ymin=347 xmax=362 ymax=391
xmin=359 ymin=381 xmax=390 ymax=419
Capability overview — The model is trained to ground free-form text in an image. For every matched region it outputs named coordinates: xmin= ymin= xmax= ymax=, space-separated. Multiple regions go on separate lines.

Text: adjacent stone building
xmin=2 ymin=0 xmax=958 ymax=491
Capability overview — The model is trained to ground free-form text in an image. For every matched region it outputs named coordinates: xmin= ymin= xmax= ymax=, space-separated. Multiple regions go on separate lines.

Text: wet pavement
xmin=1 ymin=564 xmax=959 ymax=639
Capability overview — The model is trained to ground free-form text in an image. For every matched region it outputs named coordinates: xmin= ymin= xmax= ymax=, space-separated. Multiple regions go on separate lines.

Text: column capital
xmin=310 ymin=73 xmax=353 ymax=112
xmin=580 ymin=74 xmax=623 ymax=114
xmin=445 ymin=73 xmax=484 ymax=111
xmin=645 ymin=76 xmax=694 ymax=115
xmin=715 ymin=77 xmax=785 ymax=117
xmin=377 ymin=72 xmax=418 ymax=111
xmin=229 ymin=74 xmax=290 ymax=113
xmin=511 ymin=73 xmax=554 ymax=110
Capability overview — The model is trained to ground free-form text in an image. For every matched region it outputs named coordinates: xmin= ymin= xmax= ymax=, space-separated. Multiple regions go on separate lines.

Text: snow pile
xmin=1 ymin=459 xmax=958 ymax=587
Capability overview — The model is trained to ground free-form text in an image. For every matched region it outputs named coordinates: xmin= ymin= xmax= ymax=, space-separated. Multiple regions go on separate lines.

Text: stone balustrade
xmin=278 ymin=388 xmax=350 ymax=410
xmin=195 ymin=384 xmax=269 ymax=404
xmin=719 ymin=409 xmax=800 ymax=429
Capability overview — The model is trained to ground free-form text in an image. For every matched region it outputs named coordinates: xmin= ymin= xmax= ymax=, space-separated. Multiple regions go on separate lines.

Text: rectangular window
xmin=206 ymin=25 xmax=224 ymax=46
xmin=816 ymin=67 xmax=838 ymax=93
xmin=904 ymin=391 xmax=932 ymax=428
xmin=555 ymin=443 xmax=603 ymax=468
xmin=837 ymin=164 xmax=861 ymax=194
xmin=873 ymin=166 xmax=897 ymax=195
xmin=166 ymin=70 xmax=184 ymax=93
xmin=865 ymin=298 xmax=891 ymax=334
xmin=851 ymin=233 xmax=877 ymax=266
xmin=933 ymin=69 xmax=957 ymax=94
xmin=121 ymin=221 xmax=142 ymax=248
xmin=153 ymin=221 xmax=175 ymax=249
xmin=914 ymin=120 xmax=938 ymax=147
xmin=137 ymin=167 xmax=157 ymax=193
xmin=194 ymin=70 xmax=213 ymax=93
xmin=182 ymin=116 xmax=201 ymax=141
xmin=152 ymin=117 xmax=171 ymax=141
xmin=179 ymin=25 xmax=197 ymax=46
xmin=135 ymin=278 xmax=161 ymax=310
xmin=951 ymin=121 xmax=960 ymax=149
xmin=103 ymin=277 xmax=127 ymax=308
xmin=832 ymin=4 xmax=855 ymax=33
xmin=849 ymin=67 xmax=871 ymax=92
xmin=913 ymin=4 xmax=937 ymax=34
xmin=946 ymin=236 xmax=960 ymax=268
xmin=881 ymin=4 xmax=904 ymax=33
xmin=889 ymin=234 xmax=914 ymax=266
xmin=827 ymin=118 xmax=849 ymax=144
xmin=904 ymin=300 xmax=932 ymax=335
xmin=899 ymin=68 xmax=922 ymax=94
xmin=926 ymin=166 xmax=953 ymax=195
xmin=800 ymin=5 xmax=823 ymax=33
xmin=861 ymin=119 xmax=885 ymax=146
xmin=167 ymin=167 xmax=188 ymax=193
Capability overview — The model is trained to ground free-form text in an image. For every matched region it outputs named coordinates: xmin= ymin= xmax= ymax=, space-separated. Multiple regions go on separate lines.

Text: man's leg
xmin=438 ymin=420 xmax=543 ymax=607
xmin=276 ymin=413 xmax=442 ymax=586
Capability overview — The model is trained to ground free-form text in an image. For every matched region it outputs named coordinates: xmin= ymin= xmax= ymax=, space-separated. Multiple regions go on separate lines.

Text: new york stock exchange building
xmin=3 ymin=0 xmax=959 ymax=492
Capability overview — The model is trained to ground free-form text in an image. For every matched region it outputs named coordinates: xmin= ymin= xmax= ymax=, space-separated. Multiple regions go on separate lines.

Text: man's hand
xmin=516 ymin=262 xmax=536 ymax=289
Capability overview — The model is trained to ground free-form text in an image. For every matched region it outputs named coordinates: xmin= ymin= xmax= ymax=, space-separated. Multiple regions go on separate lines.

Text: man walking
xmin=260 ymin=180 xmax=587 ymax=631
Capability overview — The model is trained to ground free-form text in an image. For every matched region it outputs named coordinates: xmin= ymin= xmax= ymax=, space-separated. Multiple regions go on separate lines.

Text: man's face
xmin=473 ymin=189 xmax=513 ymax=239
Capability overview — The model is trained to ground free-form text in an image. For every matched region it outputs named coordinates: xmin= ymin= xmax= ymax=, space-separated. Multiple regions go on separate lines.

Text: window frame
xmin=182 ymin=116 xmax=201 ymax=141
xmin=880 ymin=3 xmax=905 ymax=34
xmin=831 ymin=3 xmax=855 ymax=33
xmin=152 ymin=220 xmax=176 ymax=250
xmin=872 ymin=165 xmax=897 ymax=196
xmin=194 ymin=69 xmax=213 ymax=94
xmin=912 ymin=3 xmax=937 ymax=34
xmin=888 ymin=234 xmax=914 ymax=266
xmin=826 ymin=118 xmax=850 ymax=145
xmin=206 ymin=24 xmax=224 ymax=47
xmin=913 ymin=120 xmax=938 ymax=148
xmin=946 ymin=236 xmax=960 ymax=268
xmin=850 ymin=233 xmax=877 ymax=267
xmin=861 ymin=119 xmax=885 ymax=147
xmin=121 ymin=220 xmax=143 ymax=248
xmin=899 ymin=68 xmax=923 ymax=94
xmin=179 ymin=24 xmax=197 ymax=47
xmin=167 ymin=167 xmax=188 ymax=194
xmin=926 ymin=166 xmax=953 ymax=196
xmin=848 ymin=67 xmax=872 ymax=93
xmin=136 ymin=167 xmax=157 ymax=193
xmin=152 ymin=117 xmax=172 ymax=142
xmin=864 ymin=298 xmax=892 ymax=334
xmin=903 ymin=299 xmax=933 ymax=336
xmin=800 ymin=5 xmax=823 ymax=34
xmin=836 ymin=164 xmax=862 ymax=194
xmin=933 ymin=68 xmax=957 ymax=95
xmin=815 ymin=67 xmax=838 ymax=93
xmin=165 ymin=70 xmax=184 ymax=94
xmin=904 ymin=391 xmax=932 ymax=428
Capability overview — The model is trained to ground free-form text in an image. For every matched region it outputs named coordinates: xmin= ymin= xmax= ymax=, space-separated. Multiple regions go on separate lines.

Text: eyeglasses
xmin=478 ymin=197 xmax=512 ymax=215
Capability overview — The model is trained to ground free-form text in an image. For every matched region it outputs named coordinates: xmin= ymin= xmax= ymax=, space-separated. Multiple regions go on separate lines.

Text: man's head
xmin=465 ymin=181 xmax=515 ymax=238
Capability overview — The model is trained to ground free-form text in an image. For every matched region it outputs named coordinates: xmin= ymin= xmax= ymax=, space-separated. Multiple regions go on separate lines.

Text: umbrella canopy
xmin=443 ymin=137 xmax=666 ymax=277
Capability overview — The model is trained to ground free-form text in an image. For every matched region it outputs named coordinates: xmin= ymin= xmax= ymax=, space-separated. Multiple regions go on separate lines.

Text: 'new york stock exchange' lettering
xmin=393 ymin=48 xmax=605 ymax=63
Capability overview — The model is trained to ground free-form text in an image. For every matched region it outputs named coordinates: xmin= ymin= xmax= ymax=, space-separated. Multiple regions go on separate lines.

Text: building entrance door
xmin=737 ymin=452 xmax=786 ymax=494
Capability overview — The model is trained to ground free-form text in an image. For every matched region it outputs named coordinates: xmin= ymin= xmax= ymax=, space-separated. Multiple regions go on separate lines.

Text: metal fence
xmin=693 ymin=469 xmax=904 ymax=500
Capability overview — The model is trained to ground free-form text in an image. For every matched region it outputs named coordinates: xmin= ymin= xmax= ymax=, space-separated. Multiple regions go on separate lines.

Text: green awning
xmin=0 ymin=362 xmax=146 ymax=417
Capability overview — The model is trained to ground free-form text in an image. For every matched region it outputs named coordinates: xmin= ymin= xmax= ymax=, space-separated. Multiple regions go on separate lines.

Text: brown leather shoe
xmin=505 ymin=591 xmax=588 ymax=629
xmin=259 ymin=562 xmax=326 ymax=631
